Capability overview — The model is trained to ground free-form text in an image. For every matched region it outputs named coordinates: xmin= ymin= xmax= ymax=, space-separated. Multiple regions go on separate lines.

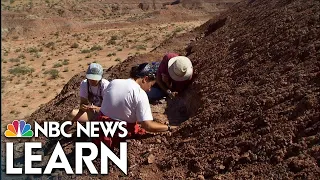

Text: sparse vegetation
xmin=84 ymin=36 xmax=91 ymax=42
xmin=27 ymin=47 xmax=40 ymax=53
xmin=10 ymin=110 xmax=21 ymax=115
xmin=173 ymin=27 xmax=184 ymax=33
xmin=111 ymin=35 xmax=118 ymax=40
xmin=115 ymin=58 xmax=121 ymax=62
xmin=144 ymin=36 xmax=153 ymax=41
xmin=18 ymin=54 xmax=26 ymax=59
xmin=8 ymin=66 xmax=34 ymax=75
xmin=90 ymin=45 xmax=103 ymax=51
xmin=107 ymin=52 xmax=117 ymax=57
xmin=44 ymin=69 xmax=59 ymax=79
xmin=107 ymin=39 xmax=116 ymax=45
xmin=45 ymin=42 xmax=55 ymax=48
xmin=26 ymin=80 xmax=33 ymax=84
xmin=81 ymin=49 xmax=91 ymax=53
xmin=9 ymin=58 xmax=20 ymax=63
xmin=71 ymin=43 xmax=79 ymax=48
xmin=53 ymin=63 xmax=62 ymax=68
xmin=135 ymin=45 xmax=147 ymax=51
xmin=62 ymin=59 xmax=69 ymax=65
xmin=34 ymin=52 xmax=41 ymax=58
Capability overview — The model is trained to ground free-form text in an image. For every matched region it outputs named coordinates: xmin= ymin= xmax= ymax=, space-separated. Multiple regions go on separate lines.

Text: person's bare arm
xmin=140 ymin=120 xmax=178 ymax=132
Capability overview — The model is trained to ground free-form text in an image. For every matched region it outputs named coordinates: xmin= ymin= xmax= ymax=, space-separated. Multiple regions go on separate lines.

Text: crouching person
xmin=67 ymin=63 xmax=110 ymax=131
xmin=93 ymin=62 xmax=175 ymax=149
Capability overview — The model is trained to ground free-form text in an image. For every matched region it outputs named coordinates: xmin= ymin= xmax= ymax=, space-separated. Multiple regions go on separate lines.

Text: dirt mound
xmin=16 ymin=0 xmax=320 ymax=179
xmin=158 ymin=0 xmax=320 ymax=179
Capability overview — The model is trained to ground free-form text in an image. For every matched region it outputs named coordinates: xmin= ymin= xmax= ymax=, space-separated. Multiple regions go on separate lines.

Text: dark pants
xmin=146 ymin=86 xmax=166 ymax=102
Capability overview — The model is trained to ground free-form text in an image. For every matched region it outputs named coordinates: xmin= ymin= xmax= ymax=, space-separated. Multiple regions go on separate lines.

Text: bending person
xmin=147 ymin=53 xmax=193 ymax=101
xmin=94 ymin=62 xmax=175 ymax=148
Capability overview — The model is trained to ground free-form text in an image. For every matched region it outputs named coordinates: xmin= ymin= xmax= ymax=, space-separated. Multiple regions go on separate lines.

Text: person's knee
xmin=71 ymin=109 xmax=79 ymax=116
xmin=67 ymin=109 xmax=78 ymax=120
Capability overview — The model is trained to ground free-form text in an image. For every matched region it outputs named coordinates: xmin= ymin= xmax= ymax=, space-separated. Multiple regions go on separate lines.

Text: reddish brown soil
xmin=5 ymin=0 xmax=320 ymax=179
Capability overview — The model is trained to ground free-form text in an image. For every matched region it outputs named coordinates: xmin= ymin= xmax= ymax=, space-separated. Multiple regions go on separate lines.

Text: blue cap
xmin=86 ymin=63 xmax=103 ymax=80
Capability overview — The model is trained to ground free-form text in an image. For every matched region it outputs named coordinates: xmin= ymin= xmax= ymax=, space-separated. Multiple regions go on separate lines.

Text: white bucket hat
xmin=168 ymin=56 xmax=193 ymax=81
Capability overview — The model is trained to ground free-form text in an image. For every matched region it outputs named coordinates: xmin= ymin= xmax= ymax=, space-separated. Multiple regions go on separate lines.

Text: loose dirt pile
xmin=159 ymin=0 xmax=320 ymax=179
xmin=6 ymin=0 xmax=320 ymax=179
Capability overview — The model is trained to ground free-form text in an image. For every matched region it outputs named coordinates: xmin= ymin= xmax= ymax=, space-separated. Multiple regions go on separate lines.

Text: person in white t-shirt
xmin=67 ymin=63 xmax=109 ymax=126
xmin=93 ymin=62 xmax=176 ymax=148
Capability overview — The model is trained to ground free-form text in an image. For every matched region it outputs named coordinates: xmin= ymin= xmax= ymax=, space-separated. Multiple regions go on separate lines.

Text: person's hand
xmin=172 ymin=92 xmax=178 ymax=97
xmin=167 ymin=91 xmax=178 ymax=99
xmin=170 ymin=125 xmax=178 ymax=129
xmin=167 ymin=124 xmax=178 ymax=132
xmin=80 ymin=104 xmax=89 ymax=112
xmin=87 ymin=105 xmax=100 ymax=113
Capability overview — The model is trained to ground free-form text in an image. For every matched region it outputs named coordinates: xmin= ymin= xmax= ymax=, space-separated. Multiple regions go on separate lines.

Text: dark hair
xmin=130 ymin=63 xmax=156 ymax=81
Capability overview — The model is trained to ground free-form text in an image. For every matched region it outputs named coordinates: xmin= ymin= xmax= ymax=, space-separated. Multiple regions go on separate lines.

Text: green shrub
xmin=9 ymin=58 xmax=20 ymax=62
xmin=27 ymin=47 xmax=39 ymax=53
xmin=62 ymin=59 xmax=69 ymax=65
xmin=8 ymin=66 xmax=34 ymax=75
xmin=90 ymin=45 xmax=103 ymax=51
xmin=81 ymin=49 xmax=91 ymax=53
xmin=44 ymin=69 xmax=59 ymax=79
xmin=53 ymin=63 xmax=62 ymax=68
xmin=135 ymin=45 xmax=147 ymax=51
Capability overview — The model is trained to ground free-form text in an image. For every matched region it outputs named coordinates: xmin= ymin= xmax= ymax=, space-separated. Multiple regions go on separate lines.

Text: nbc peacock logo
xmin=4 ymin=120 xmax=33 ymax=137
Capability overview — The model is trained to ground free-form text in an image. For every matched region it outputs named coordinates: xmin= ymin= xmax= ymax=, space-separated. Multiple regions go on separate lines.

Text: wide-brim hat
xmin=168 ymin=56 xmax=193 ymax=81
